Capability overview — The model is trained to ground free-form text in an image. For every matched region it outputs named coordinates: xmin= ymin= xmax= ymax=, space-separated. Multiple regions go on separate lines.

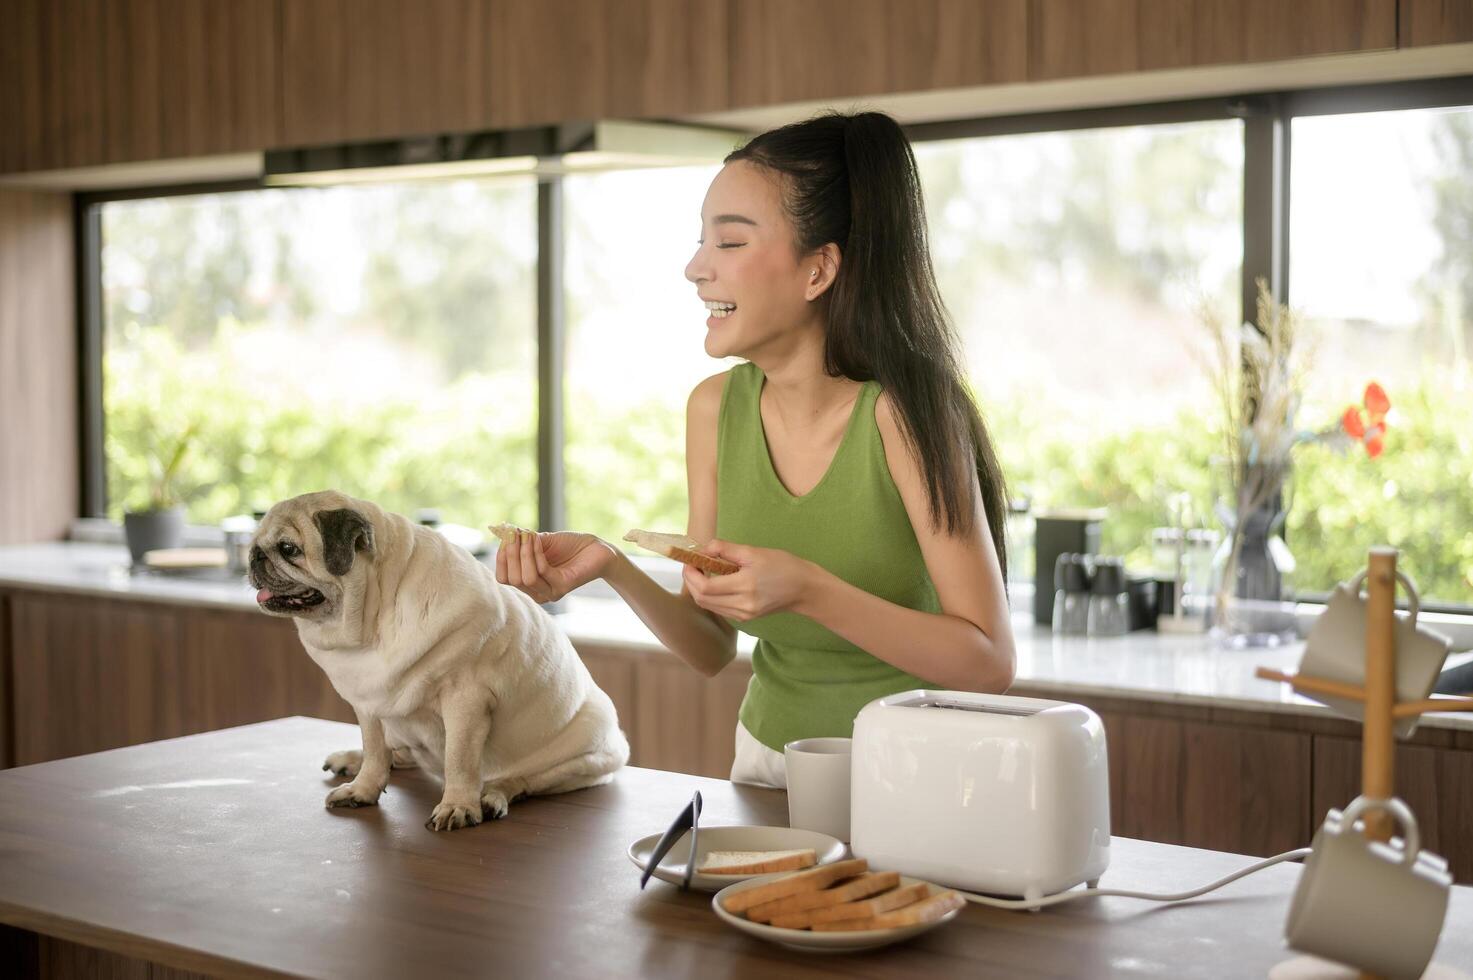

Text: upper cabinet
xmin=278 ymin=0 xmax=499 ymax=146
xmin=1399 ymin=0 xmax=1473 ymax=46
xmin=728 ymin=0 xmax=1029 ymax=109
xmin=278 ymin=0 xmax=729 ymax=146
xmin=0 ymin=1 xmax=1463 ymax=175
xmin=0 ymin=0 xmax=279 ymax=174
xmin=1027 ymin=0 xmax=1398 ymax=81
xmin=489 ymin=0 xmax=729 ymax=128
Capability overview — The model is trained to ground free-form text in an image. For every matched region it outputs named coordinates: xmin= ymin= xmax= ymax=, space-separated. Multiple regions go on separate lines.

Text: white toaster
xmin=850 ymin=690 xmax=1111 ymax=902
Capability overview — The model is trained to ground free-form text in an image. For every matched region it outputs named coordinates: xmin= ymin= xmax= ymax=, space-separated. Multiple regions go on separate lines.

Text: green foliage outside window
xmin=106 ymin=322 xmax=1471 ymax=606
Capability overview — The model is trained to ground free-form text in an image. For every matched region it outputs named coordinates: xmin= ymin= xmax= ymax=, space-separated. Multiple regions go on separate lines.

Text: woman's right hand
xmin=494 ymin=529 xmax=617 ymax=604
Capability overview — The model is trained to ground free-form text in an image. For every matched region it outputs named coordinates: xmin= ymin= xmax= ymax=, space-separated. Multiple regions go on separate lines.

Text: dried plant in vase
xmin=1199 ymin=279 xmax=1389 ymax=644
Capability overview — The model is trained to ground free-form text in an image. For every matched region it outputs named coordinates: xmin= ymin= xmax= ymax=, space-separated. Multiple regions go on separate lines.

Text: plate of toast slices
xmin=627 ymin=825 xmax=847 ymax=893
xmin=712 ymin=858 xmax=965 ymax=952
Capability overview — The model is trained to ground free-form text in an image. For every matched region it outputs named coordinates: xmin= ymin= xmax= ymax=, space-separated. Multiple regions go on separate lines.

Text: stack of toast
xmin=720 ymin=858 xmax=964 ymax=932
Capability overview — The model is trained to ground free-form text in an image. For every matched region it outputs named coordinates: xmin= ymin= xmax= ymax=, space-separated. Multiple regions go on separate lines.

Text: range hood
xmin=262 ymin=119 xmax=746 ymax=186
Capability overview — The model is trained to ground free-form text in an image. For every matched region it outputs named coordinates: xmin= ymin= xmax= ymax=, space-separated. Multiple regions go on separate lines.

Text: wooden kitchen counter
xmin=1 ymin=717 xmax=1469 ymax=978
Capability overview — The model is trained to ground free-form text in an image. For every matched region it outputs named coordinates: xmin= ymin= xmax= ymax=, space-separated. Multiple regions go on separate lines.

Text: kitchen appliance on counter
xmin=850 ymin=690 xmax=1110 ymax=903
xmin=221 ymin=515 xmax=258 ymax=576
xmin=1034 ymin=510 xmax=1105 ymax=627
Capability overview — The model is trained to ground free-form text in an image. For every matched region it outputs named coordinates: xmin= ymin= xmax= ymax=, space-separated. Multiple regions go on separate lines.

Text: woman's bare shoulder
xmin=687 ymin=368 xmax=733 ymax=419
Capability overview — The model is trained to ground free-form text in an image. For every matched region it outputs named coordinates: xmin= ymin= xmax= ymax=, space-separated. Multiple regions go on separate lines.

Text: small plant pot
xmin=123 ymin=505 xmax=186 ymax=564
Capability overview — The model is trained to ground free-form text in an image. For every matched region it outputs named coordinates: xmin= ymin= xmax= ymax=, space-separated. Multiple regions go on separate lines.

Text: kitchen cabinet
xmin=279 ymin=0 xmax=729 ymax=145
xmin=1028 ymin=0 xmax=1398 ymax=80
xmin=0 ymin=0 xmax=279 ymax=174
xmin=278 ymin=0 xmax=499 ymax=145
xmin=1312 ymin=734 xmax=1473 ymax=887
xmin=728 ymin=0 xmax=1028 ymax=110
xmin=6 ymin=591 xmax=352 ymax=766
xmin=488 ymin=0 xmax=729 ymax=128
xmin=1399 ymin=0 xmax=1473 ymax=46
xmin=3 ymin=586 xmax=1469 ymax=883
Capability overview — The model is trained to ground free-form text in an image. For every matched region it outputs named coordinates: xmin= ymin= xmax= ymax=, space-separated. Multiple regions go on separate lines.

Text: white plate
xmin=711 ymin=874 xmax=961 ymax=953
xmin=143 ymin=547 xmax=227 ymax=570
xmin=627 ymin=825 xmax=847 ymax=893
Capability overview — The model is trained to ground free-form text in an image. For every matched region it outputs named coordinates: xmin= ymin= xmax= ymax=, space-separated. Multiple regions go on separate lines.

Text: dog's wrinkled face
xmin=248 ymin=493 xmax=375 ymax=620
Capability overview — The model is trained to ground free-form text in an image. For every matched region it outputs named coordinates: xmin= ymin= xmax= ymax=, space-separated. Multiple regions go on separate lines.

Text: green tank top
xmin=716 ymin=362 xmax=940 ymax=752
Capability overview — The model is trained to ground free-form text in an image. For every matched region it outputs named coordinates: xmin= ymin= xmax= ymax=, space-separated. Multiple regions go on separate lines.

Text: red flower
xmin=1365 ymin=433 xmax=1385 ymax=458
xmin=1341 ymin=406 xmax=1366 ymax=439
xmin=1364 ymin=381 xmax=1390 ymax=419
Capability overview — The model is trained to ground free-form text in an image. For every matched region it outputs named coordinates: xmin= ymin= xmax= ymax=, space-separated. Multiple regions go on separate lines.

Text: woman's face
xmin=684 ymin=161 xmax=818 ymax=361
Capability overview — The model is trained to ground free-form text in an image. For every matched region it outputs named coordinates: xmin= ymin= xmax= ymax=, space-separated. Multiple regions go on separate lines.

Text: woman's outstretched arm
xmin=497 ymin=371 xmax=736 ymax=677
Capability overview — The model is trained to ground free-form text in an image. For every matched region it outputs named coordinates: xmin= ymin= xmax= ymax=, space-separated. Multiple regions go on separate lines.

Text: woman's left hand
xmin=682 ymin=540 xmax=816 ymax=622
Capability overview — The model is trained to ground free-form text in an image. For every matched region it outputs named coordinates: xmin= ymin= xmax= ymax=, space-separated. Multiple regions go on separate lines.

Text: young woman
xmin=496 ymin=111 xmax=1015 ymax=788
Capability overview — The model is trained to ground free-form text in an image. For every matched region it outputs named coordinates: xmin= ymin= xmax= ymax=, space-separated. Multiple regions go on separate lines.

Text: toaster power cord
xmin=954 ymin=846 xmax=1312 ymax=911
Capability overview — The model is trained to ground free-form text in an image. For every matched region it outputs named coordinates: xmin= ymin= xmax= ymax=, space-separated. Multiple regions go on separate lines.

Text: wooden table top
xmin=1 ymin=717 xmax=1469 ymax=979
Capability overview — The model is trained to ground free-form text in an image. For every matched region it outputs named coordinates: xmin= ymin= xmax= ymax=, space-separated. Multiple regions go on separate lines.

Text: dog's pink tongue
xmin=255 ymin=588 xmax=273 ymax=603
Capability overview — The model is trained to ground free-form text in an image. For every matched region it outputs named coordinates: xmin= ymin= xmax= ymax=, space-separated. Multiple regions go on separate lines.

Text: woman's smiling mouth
xmin=704 ymin=299 xmax=737 ymax=320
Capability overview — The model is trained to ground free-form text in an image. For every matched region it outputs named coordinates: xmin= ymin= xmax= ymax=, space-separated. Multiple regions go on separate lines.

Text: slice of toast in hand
xmin=809 ymin=889 xmax=965 ymax=931
xmin=721 ymin=858 xmax=868 ymax=915
xmin=622 ymin=529 xmax=740 ymax=576
xmin=487 ymin=523 xmax=529 ymax=548
xmin=696 ymin=848 xmax=817 ymax=875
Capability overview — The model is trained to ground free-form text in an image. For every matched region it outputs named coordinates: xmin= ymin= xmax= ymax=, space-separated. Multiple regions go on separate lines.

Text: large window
xmin=101 ymin=179 xmax=539 ymax=530
xmin=90 ymin=83 xmax=1473 ymax=614
xmin=562 ymin=164 xmax=732 ymax=547
xmin=915 ymin=119 xmax=1243 ymax=578
xmin=1288 ymin=104 xmax=1473 ymax=607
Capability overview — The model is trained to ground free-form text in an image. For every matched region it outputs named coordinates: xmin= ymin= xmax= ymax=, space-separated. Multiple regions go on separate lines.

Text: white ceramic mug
xmin=784 ymin=737 xmax=852 ymax=842
xmin=1285 ymin=796 xmax=1451 ymax=980
xmin=1298 ymin=570 xmax=1450 ymax=737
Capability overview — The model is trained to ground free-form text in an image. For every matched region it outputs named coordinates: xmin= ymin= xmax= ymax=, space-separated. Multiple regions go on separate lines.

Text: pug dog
xmin=249 ymin=490 xmax=629 ymax=831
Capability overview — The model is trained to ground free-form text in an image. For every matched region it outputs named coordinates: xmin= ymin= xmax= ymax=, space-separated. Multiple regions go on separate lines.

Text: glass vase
xmin=1211 ymin=505 xmax=1300 ymax=648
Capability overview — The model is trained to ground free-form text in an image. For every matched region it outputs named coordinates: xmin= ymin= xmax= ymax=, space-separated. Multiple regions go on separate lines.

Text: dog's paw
xmin=479 ymin=777 xmax=526 ymax=821
xmin=479 ymin=787 xmax=511 ymax=821
xmin=426 ymin=799 xmax=482 ymax=832
xmin=325 ymin=781 xmax=383 ymax=809
xmin=322 ymin=749 xmax=361 ymax=778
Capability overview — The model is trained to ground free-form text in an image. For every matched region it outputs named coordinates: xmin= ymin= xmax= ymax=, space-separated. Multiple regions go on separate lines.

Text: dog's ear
xmin=314 ymin=508 xmax=375 ymax=576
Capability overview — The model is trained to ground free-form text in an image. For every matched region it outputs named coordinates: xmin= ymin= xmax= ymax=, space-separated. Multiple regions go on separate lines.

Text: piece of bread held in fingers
xmin=487 ymin=523 xmax=527 ymax=549
xmin=622 ymin=529 xmax=740 ymax=576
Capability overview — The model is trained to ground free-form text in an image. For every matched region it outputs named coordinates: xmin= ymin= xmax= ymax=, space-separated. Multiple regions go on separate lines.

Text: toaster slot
xmin=901 ymin=695 xmax=1044 ymax=716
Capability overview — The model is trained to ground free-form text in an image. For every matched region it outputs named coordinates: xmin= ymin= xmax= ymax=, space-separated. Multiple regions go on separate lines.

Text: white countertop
xmin=3 ymin=542 xmax=1470 ymax=732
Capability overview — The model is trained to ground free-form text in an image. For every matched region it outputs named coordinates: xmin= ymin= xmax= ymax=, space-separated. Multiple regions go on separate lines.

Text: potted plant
xmin=122 ymin=425 xmax=196 ymax=564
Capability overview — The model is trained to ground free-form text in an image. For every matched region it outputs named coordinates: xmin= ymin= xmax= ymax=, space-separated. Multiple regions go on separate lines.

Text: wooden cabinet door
xmin=490 ymin=0 xmax=729 ymax=127
xmin=280 ymin=0 xmax=729 ymax=145
xmin=11 ymin=593 xmax=185 ymax=765
xmin=576 ymin=645 xmax=638 ymax=750
xmin=279 ymin=0 xmax=498 ymax=145
xmin=1111 ymin=715 xmax=1311 ymax=856
xmin=175 ymin=606 xmax=353 ymax=732
xmin=730 ymin=0 xmax=1027 ymax=110
xmin=1312 ymin=734 xmax=1473 ymax=884
xmin=8 ymin=593 xmax=349 ymax=766
xmin=631 ymin=654 xmax=750 ymax=778
xmin=0 ymin=0 xmax=279 ymax=174
xmin=1030 ymin=0 xmax=1397 ymax=81
xmin=1399 ymin=0 xmax=1473 ymax=47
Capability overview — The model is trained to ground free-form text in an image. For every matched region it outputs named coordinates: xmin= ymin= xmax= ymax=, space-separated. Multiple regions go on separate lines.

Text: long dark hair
xmin=726 ymin=111 xmax=1008 ymax=580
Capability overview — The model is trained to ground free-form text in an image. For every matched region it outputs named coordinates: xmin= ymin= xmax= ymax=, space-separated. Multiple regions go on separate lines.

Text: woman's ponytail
xmin=728 ymin=111 xmax=1009 ymax=581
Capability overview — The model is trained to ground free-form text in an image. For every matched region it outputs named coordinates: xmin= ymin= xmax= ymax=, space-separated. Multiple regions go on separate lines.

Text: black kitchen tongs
xmin=640 ymin=789 xmax=703 ymax=890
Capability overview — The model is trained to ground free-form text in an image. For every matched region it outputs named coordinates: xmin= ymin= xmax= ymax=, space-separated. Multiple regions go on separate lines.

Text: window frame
xmin=77 ymin=74 xmax=1473 ymax=614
